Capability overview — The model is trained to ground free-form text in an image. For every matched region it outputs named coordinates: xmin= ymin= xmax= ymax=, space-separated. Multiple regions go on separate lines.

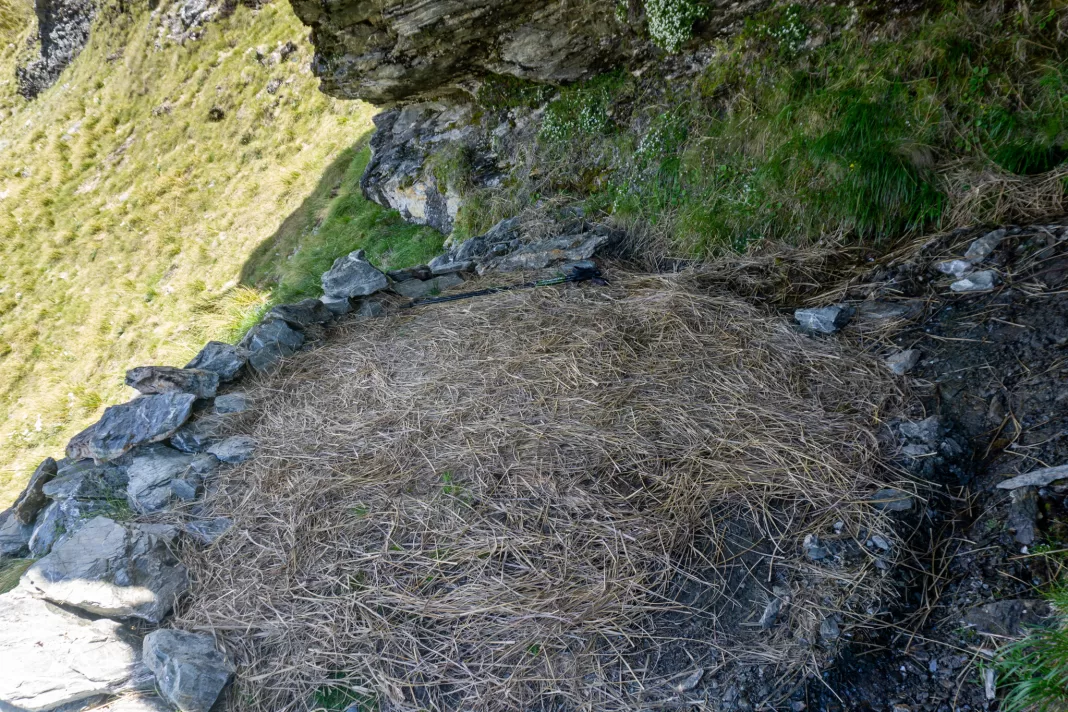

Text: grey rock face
xmin=321 ymin=250 xmax=389 ymax=299
xmin=16 ymin=0 xmax=96 ymax=99
xmin=214 ymin=392 xmax=252 ymax=415
xmin=67 ymin=393 xmax=197 ymax=462
xmin=43 ymin=459 xmax=128 ymax=501
xmin=123 ymin=444 xmax=198 ymax=513
xmin=289 ymin=0 xmax=638 ymax=103
xmin=996 ymin=464 xmax=1068 ymax=490
xmin=185 ymin=342 xmax=248 ymax=382
xmin=143 ymin=629 xmax=235 ymax=712
xmin=393 ymin=272 xmax=464 ymax=298
xmin=95 ymin=695 xmax=176 ymax=712
xmin=794 ymin=305 xmax=854 ymax=334
xmin=25 ymin=516 xmax=188 ymax=624
xmin=0 ymin=509 xmax=33 ymax=557
xmin=207 ymin=436 xmax=256 ymax=464
xmin=126 ymin=367 xmax=220 ymax=399
xmin=950 ymin=270 xmax=998 ymax=292
xmin=28 ymin=501 xmax=64 ymax=557
xmin=428 ymin=217 xmax=522 ymax=274
xmin=267 ymin=298 xmax=333 ymax=329
xmin=13 ymin=456 xmax=58 ymax=524
xmin=242 ymin=318 xmax=306 ymax=373
xmin=0 ymin=585 xmax=143 ymax=712
xmin=476 ymin=231 xmax=610 ymax=274
xmin=885 ymin=349 xmax=921 ymax=376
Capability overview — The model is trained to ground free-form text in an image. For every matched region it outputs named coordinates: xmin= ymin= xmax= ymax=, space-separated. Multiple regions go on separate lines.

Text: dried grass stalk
xmin=176 ymin=274 xmax=900 ymax=712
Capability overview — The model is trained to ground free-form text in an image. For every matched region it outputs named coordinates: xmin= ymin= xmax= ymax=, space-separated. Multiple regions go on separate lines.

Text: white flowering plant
xmin=643 ymin=0 xmax=706 ymax=53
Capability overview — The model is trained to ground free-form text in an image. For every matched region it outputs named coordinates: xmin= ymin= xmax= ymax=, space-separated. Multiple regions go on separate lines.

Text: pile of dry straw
xmin=177 ymin=272 xmax=902 ymax=711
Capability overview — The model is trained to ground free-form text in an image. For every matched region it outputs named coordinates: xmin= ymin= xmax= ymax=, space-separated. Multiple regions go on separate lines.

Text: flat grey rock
xmin=871 ymin=488 xmax=914 ymax=512
xmin=393 ymin=272 xmax=464 ymax=298
xmin=794 ymin=305 xmax=853 ymax=334
xmin=427 ymin=254 xmax=474 ymax=275
xmin=387 ymin=265 xmax=432 ymax=282
xmin=267 ymin=298 xmax=333 ymax=329
xmin=950 ymin=270 xmax=997 ymax=292
xmin=207 ymin=436 xmax=256 ymax=464
xmin=124 ymin=444 xmax=197 ymax=514
xmin=476 ymin=230 xmax=614 ymax=274
xmin=321 ymin=249 xmax=389 ymax=299
xmin=243 ymin=318 xmax=305 ymax=373
xmin=182 ymin=517 xmax=232 ymax=546
xmin=185 ymin=342 xmax=248 ymax=382
xmin=0 ymin=508 xmax=33 ymax=557
xmin=43 ymin=460 xmax=128 ymax=501
xmin=12 ymin=457 xmax=58 ymax=525
xmin=0 ymin=585 xmax=143 ymax=712
xmin=125 ymin=367 xmax=220 ymax=399
xmin=24 ymin=516 xmax=188 ymax=623
xmin=93 ymin=695 xmax=175 ymax=712
xmin=964 ymin=228 xmax=1005 ymax=261
xmin=67 ymin=393 xmax=197 ymax=462
xmin=885 ymin=349 xmax=921 ymax=376
xmin=214 ymin=392 xmax=252 ymax=415
xmin=996 ymin=464 xmax=1068 ymax=490
xmin=143 ymin=629 xmax=234 ymax=712
xmin=962 ymin=598 xmax=1050 ymax=637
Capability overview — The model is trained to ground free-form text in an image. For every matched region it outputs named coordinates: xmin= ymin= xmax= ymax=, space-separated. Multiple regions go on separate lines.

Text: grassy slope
xmin=0 ymin=0 xmax=442 ymax=505
xmin=456 ymin=1 xmax=1068 ymax=253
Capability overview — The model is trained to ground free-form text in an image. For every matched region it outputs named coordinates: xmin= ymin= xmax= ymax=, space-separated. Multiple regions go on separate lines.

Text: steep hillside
xmin=0 ymin=0 xmax=442 ymax=504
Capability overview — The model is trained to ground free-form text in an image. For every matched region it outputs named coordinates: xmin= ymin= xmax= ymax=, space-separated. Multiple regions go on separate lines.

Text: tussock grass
xmin=999 ymin=585 xmax=1068 ymax=712
xmin=0 ymin=0 xmax=440 ymax=505
xmin=177 ymin=273 xmax=901 ymax=711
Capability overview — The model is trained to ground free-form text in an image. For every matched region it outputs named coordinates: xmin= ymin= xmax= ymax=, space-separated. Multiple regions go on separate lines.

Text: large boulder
xmin=67 ymin=393 xmax=197 ymax=462
xmin=321 ymin=249 xmax=389 ymax=299
xmin=122 ymin=444 xmax=198 ymax=514
xmin=24 ymin=516 xmax=188 ymax=624
xmin=288 ymin=0 xmax=639 ymax=103
xmin=185 ymin=341 xmax=248 ymax=382
xmin=0 ymin=585 xmax=143 ymax=712
xmin=125 ymin=366 xmax=220 ymax=399
xmin=143 ymin=629 xmax=235 ymax=712
xmin=266 ymin=298 xmax=333 ymax=329
xmin=12 ymin=457 xmax=58 ymax=525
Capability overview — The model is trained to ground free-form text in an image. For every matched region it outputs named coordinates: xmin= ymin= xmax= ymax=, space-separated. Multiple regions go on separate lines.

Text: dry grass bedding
xmin=176 ymin=273 xmax=904 ymax=712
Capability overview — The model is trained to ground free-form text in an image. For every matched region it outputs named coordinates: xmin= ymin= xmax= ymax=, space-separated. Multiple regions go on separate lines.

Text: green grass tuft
xmin=998 ymin=585 xmax=1068 ymax=712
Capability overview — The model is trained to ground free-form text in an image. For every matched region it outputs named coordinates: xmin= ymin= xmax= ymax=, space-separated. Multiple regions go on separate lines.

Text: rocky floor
xmin=799 ymin=221 xmax=1068 ymax=711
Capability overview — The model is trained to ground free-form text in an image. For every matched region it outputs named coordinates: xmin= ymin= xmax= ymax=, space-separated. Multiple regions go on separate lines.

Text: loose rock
xmin=950 ymin=270 xmax=997 ymax=292
xmin=964 ymin=228 xmax=1006 ymax=261
xmin=871 ymin=488 xmax=915 ymax=512
xmin=962 ymin=599 xmax=1050 ymax=637
xmin=996 ymin=464 xmax=1068 ymax=490
xmin=0 ymin=508 xmax=33 ymax=557
xmin=356 ymin=299 xmax=387 ymax=318
xmin=1008 ymin=486 xmax=1039 ymax=545
xmin=12 ymin=456 xmax=58 ymax=524
xmin=243 ymin=318 xmax=305 ymax=373
xmin=24 ymin=516 xmax=188 ymax=623
xmin=123 ymin=444 xmax=197 ymax=513
xmin=393 ymin=272 xmax=464 ymax=298
xmin=0 ymin=585 xmax=143 ymax=712
xmin=320 ymin=294 xmax=353 ymax=316
xmin=28 ymin=501 xmax=64 ymax=557
xmin=207 ymin=436 xmax=256 ymax=464
xmin=794 ymin=305 xmax=854 ymax=334
xmin=169 ymin=417 xmax=224 ymax=454
xmin=885 ymin=349 xmax=921 ymax=376
xmin=125 ymin=367 xmax=220 ymax=399
xmin=321 ymin=249 xmax=389 ymax=299
xmin=936 ymin=259 xmax=973 ymax=279
xmin=182 ymin=517 xmax=233 ymax=546
xmin=67 ymin=393 xmax=197 ymax=462
xmin=214 ymin=392 xmax=252 ymax=415
xmin=143 ymin=629 xmax=235 ymax=712
xmin=267 ymin=298 xmax=333 ymax=329
xmin=185 ymin=342 xmax=248 ymax=382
